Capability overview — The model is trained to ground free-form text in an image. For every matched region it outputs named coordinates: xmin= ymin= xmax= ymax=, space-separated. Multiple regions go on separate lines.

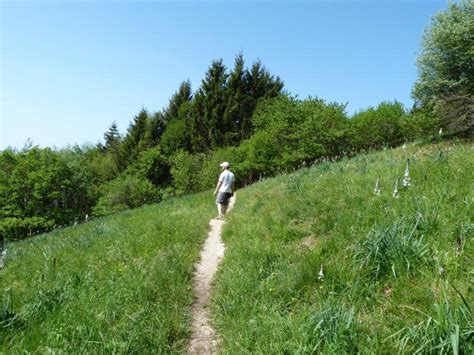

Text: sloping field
xmin=1 ymin=192 xmax=216 ymax=353
xmin=1 ymin=141 xmax=473 ymax=354
xmin=213 ymin=141 xmax=473 ymax=353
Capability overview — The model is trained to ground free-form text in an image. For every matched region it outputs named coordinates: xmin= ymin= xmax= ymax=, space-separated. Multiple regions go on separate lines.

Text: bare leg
xmin=217 ymin=203 xmax=224 ymax=218
xmin=221 ymin=204 xmax=228 ymax=216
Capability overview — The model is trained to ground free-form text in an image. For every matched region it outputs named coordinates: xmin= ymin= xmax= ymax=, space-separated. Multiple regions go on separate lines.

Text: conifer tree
xmin=120 ymin=108 xmax=151 ymax=168
xmin=191 ymin=59 xmax=229 ymax=152
xmin=164 ymin=80 xmax=193 ymax=122
xmin=103 ymin=121 xmax=121 ymax=153
xmin=243 ymin=60 xmax=284 ymax=138
xmin=147 ymin=112 xmax=166 ymax=146
xmin=223 ymin=53 xmax=247 ymax=145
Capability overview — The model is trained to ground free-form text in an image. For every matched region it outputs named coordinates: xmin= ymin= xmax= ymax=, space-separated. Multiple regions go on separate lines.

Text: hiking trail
xmin=187 ymin=195 xmax=235 ymax=354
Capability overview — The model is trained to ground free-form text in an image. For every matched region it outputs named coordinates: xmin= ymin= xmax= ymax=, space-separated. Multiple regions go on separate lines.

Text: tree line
xmin=1 ymin=1 xmax=472 ymax=241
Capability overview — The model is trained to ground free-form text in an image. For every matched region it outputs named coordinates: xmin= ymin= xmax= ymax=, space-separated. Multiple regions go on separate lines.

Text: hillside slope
xmin=0 ymin=192 xmax=216 ymax=353
xmin=213 ymin=140 xmax=473 ymax=353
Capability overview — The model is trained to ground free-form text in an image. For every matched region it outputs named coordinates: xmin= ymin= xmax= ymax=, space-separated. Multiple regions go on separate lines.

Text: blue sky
xmin=1 ymin=0 xmax=449 ymax=150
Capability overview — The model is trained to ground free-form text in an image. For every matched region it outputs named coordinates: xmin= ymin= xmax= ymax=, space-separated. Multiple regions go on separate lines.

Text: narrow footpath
xmin=187 ymin=195 xmax=235 ymax=355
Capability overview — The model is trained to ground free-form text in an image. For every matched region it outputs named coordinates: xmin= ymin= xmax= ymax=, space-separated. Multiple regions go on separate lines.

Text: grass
xmin=213 ymin=140 xmax=473 ymax=353
xmin=1 ymin=140 xmax=472 ymax=353
xmin=0 ymin=191 xmax=216 ymax=353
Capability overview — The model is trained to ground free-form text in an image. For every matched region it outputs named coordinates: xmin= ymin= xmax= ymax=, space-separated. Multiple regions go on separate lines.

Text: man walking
xmin=214 ymin=161 xmax=235 ymax=219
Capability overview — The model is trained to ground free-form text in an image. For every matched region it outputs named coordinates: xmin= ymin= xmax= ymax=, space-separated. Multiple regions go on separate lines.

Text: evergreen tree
xmin=147 ymin=111 xmax=166 ymax=146
xmin=103 ymin=121 xmax=121 ymax=153
xmin=243 ymin=60 xmax=284 ymax=138
xmin=223 ymin=53 xmax=247 ymax=145
xmin=191 ymin=59 xmax=229 ymax=152
xmin=120 ymin=108 xmax=151 ymax=168
xmin=163 ymin=80 xmax=193 ymax=122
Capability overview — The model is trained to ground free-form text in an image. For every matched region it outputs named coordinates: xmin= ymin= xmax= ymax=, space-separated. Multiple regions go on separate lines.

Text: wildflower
xmin=85 ymin=214 xmax=89 ymax=222
xmin=402 ymin=143 xmax=407 ymax=149
xmin=373 ymin=177 xmax=381 ymax=195
xmin=318 ymin=264 xmax=324 ymax=282
xmin=402 ymin=159 xmax=411 ymax=188
xmin=439 ymin=128 xmax=443 ymax=136
xmin=392 ymin=178 xmax=399 ymax=198
xmin=438 ymin=265 xmax=446 ymax=278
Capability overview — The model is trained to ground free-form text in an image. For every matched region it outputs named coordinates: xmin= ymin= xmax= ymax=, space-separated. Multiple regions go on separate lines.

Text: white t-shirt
xmin=218 ymin=170 xmax=235 ymax=193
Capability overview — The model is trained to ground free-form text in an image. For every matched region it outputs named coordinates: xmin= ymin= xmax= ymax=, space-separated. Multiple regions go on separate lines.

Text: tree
xmin=243 ymin=60 xmax=284 ymax=138
xmin=412 ymin=0 xmax=474 ymax=136
xmin=191 ymin=59 xmax=229 ymax=151
xmin=223 ymin=53 xmax=247 ymax=145
xmin=163 ymin=80 xmax=193 ymax=122
xmin=120 ymin=108 xmax=151 ymax=168
xmin=103 ymin=121 xmax=121 ymax=152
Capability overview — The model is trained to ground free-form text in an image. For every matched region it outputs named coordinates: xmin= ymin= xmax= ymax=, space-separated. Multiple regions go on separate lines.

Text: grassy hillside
xmin=0 ymin=192 xmax=216 ymax=353
xmin=213 ymin=140 xmax=473 ymax=353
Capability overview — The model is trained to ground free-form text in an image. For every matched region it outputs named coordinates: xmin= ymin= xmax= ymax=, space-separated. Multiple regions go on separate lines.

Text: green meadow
xmin=1 ymin=192 xmax=215 ymax=353
xmin=1 ymin=140 xmax=473 ymax=353
xmin=213 ymin=140 xmax=473 ymax=353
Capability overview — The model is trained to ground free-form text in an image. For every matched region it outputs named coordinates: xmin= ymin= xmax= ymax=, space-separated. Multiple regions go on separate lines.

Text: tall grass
xmin=0 ymin=192 xmax=216 ymax=353
xmin=213 ymin=140 xmax=473 ymax=353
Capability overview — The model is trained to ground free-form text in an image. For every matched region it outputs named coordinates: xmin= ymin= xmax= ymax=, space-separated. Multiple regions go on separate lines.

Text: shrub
xmin=169 ymin=150 xmax=206 ymax=194
xmin=92 ymin=175 xmax=161 ymax=216
xmin=0 ymin=217 xmax=55 ymax=242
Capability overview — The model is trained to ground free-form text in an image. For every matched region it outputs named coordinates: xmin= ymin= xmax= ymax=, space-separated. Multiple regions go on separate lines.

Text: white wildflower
xmin=85 ymin=214 xmax=89 ymax=222
xmin=402 ymin=159 xmax=411 ymax=188
xmin=392 ymin=178 xmax=399 ymax=198
xmin=318 ymin=264 xmax=324 ymax=282
xmin=402 ymin=143 xmax=406 ymax=149
xmin=439 ymin=128 xmax=443 ymax=136
xmin=373 ymin=177 xmax=381 ymax=196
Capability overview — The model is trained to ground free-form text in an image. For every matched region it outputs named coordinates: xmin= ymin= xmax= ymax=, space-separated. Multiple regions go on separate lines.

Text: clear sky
xmin=1 ymin=0 xmax=449 ymax=150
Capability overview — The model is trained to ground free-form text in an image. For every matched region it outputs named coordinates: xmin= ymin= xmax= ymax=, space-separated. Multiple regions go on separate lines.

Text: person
xmin=213 ymin=161 xmax=235 ymax=219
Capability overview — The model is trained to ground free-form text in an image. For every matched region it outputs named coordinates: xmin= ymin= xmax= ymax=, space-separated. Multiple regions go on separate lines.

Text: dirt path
xmin=187 ymin=195 xmax=235 ymax=355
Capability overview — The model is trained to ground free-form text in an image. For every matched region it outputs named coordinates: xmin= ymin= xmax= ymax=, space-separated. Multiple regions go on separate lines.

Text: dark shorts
xmin=216 ymin=192 xmax=232 ymax=206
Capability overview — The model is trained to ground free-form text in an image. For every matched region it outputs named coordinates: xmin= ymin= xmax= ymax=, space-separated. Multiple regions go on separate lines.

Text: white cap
xmin=219 ymin=161 xmax=230 ymax=168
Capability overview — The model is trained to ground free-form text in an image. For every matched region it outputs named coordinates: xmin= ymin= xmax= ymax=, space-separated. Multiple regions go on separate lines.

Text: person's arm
xmin=214 ymin=180 xmax=223 ymax=195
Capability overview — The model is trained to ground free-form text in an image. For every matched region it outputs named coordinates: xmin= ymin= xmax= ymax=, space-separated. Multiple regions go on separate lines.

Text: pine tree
xmin=120 ymin=108 xmax=151 ymax=168
xmin=164 ymin=80 xmax=193 ymax=122
xmin=223 ymin=53 xmax=247 ymax=145
xmin=191 ymin=59 xmax=229 ymax=152
xmin=243 ymin=60 xmax=284 ymax=138
xmin=147 ymin=112 xmax=166 ymax=146
xmin=103 ymin=122 xmax=121 ymax=153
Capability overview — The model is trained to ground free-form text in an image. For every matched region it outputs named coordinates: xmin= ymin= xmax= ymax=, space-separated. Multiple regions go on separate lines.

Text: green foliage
xmin=125 ymin=146 xmax=170 ymax=187
xmin=160 ymin=116 xmax=193 ymax=156
xmin=169 ymin=150 xmax=205 ymax=195
xmin=191 ymin=59 xmax=229 ymax=151
xmin=0 ymin=191 xmax=217 ymax=352
xmin=412 ymin=0 xmax=474 ymax=136
xmin=0 ymin=146 xmax=96 ymax=239
xmin=350 ymin=101 xmax=407 ymax=150
xmin=119 ymin=109 xmax=153 ymax=168
xmin=92 ymin=175 xmax=161 ymax=216
xmin=249 ymin=95 xmax=349 ymax=171
xmin=163 ymin=80 xmax=193 ymax=122
xmin=0 ymin=217 xmax=55 ymax=242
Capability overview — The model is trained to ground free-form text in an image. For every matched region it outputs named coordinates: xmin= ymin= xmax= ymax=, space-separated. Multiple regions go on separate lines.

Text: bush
xmin=92 ymin=175 xmax=161 ymax=216
xmin=169 ymin=150 xmax=206 ymax=194
xmin=0 ymin=217 xmax=55 ymax=241
xmin=349 ymin=101 xmax=407 ymax=150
